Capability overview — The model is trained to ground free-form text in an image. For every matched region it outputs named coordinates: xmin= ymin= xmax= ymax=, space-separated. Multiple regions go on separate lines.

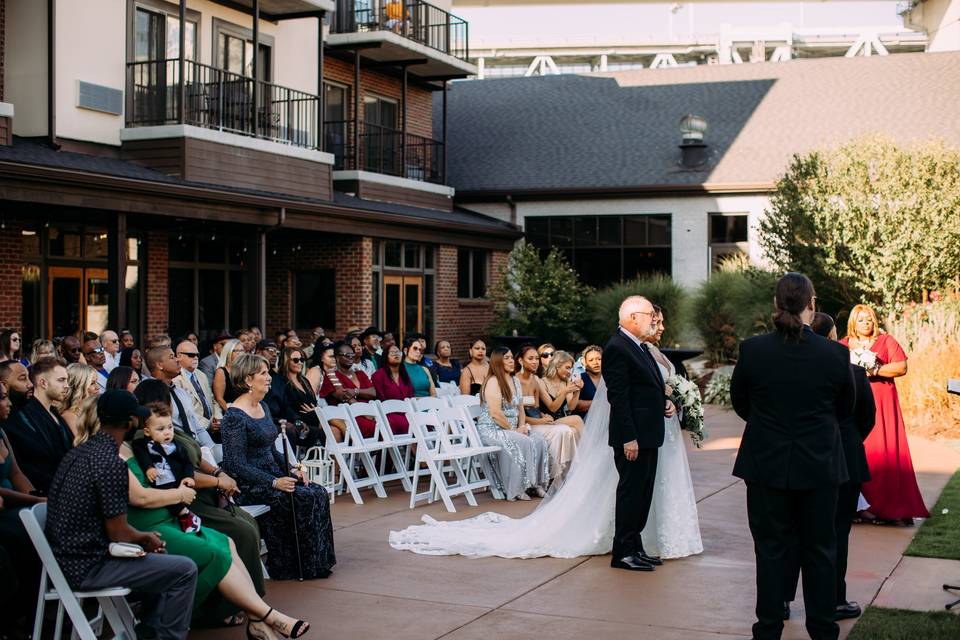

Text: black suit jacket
xmin=3 ymin=398 xmax=73 ymax=494
xmin=840 ymin=365 xmax=876 ymax=485
xmin=602 ymin=329 xmax=666 ymax=450
xmin=731 ymin=328 xmax=855 ymax=490
xmin=131 ymin=438 xmax=195 ymax=486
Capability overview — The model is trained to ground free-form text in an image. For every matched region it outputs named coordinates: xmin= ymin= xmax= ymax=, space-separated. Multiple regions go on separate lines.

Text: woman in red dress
xmin=318 ymin=341 xmax=378 ymax=438
xmin=370 ymin=344 xmax=413 ymax=435
xmin=840 ymin=304 xmax=929 ymax=524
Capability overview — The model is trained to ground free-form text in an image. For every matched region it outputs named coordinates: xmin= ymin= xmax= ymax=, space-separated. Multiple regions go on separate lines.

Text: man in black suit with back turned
xmin=731 ymin=273 xmax=856 ymax=640
xmin=602 ymin=295 xmax=675 ymax=572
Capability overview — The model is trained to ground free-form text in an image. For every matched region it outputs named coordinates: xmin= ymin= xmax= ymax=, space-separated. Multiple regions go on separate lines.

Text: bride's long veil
xmin=388 ymin=380 xmax=616 ymax=558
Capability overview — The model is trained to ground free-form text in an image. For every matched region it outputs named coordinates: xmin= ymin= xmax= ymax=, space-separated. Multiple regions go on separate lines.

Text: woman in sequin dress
xmin=475 ymin=347 xmax=551 ymax=501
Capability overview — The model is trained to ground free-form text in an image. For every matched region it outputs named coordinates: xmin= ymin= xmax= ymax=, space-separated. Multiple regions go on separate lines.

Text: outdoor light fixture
xmin=678 ymin=114 xmax=708 ymax=168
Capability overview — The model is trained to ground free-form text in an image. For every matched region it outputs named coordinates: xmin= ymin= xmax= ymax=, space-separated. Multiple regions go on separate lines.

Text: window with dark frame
xmin=457 ymin=248 xmax=488 ymax=299
xmin=525 ymin=215 xmax=672 ymax=288
xmin=708 ymin=213 xmax=750 ymax=270
xmin=294 ymin=271 xmax=336 ymax=331
xmin=129 ymin=0 xmax=199 ymax=62
xmin=212 ymin=18 xmax=274 ymax=81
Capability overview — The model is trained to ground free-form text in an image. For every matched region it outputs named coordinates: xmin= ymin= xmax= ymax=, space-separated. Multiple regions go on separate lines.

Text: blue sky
xmin=457 ymin=2 xmax=907 ymax=44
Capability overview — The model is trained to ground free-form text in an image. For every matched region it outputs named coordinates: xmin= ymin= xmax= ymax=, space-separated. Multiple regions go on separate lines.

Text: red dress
xmin=319 ymin=369 xmax=377 ymax=438
xmin=370 ymin=368 xmax=412 ymax=435
xmin=840 ymin=334 xmax=929 ymax=520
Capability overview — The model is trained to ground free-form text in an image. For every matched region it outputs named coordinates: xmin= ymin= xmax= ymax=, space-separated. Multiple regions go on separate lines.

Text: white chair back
xmin=411 ymin=396 xmax=448 ymax=413
xmin=436 ymin=382 xmax=459 ymax=397
xmin=316 ymin=404 xmax=387 ymax=504
xmin=448 ymin=394 xmax=482 ymax=419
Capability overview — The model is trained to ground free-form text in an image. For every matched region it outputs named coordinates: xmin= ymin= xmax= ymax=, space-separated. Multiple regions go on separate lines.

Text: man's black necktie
xmin=169 ymin=385 xmax=197 ymax=440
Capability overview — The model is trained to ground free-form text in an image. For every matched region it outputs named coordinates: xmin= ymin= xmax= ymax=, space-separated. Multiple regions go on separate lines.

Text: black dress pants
xmin=612 ymin=446 xmax=658 ymax=560
xmin=746 ymin=482 xmax=839 ymax=640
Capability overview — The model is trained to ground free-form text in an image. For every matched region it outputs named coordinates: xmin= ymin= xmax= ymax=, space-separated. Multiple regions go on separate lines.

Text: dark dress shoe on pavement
xmin=834 ymin=601 xmax=861 ymax=620
xmin=633 ymin=552 xmax=663 ymax=566
xmin=782 ymin=602 xmax=790 ymax=621
xmin=610 ymin=556 xmax=655 ymax=571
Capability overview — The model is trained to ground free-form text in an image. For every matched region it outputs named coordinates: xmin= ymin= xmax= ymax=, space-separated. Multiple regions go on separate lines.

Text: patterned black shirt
xmin=46 ymin=431 xmax=129 ymax=588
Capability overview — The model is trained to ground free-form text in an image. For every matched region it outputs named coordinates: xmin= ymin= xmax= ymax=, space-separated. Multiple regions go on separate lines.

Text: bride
xmin=388 ymin=310 xmax=703 ymax=560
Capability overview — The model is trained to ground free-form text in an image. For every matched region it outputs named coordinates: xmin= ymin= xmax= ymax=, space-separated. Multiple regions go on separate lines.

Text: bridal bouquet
xmin=850 ymin=347 xmax=878 ymax=373
xmin=666 ymin=374 xmax=707 ymax=448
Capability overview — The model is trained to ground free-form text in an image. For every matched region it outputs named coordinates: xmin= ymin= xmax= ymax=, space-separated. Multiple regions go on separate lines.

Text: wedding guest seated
xmin=476 ymin=347 xmax=550 ymax=501
xmin=430 ymin=340 xmax=462 ymax=386
xmin=221 ymin=354 xmax=336 ymax=581
xmin=106 ymin=365 xmax=141 ymax=393
xmin=174 ymin=340 xmax=221 ymax=442
xmin=60 ymin=363 xmax=100 ymax=437
xmin=318 ymin=342 xmax=377 ymax=437
xmin=236 ymin=331 xmax=256 ymax=354
xmin=213 ymin=339 xmax=245 ymax=413
xmin=199 ymin=332 xmax=232 ymax=383
xmin=575 ymin=345 xmax=603 ymax=417
xmin=134 ymin=380 xmax=264 ymax=628
xmin=4 ymin=357 xmax=71 ymax=494
xmin=279 ymin=346 xmax=322 ymax=449
xmin=183 ymin=332 xmax=200 ymax=348
xmin=108 ymin=394 xmax=309 ymax=637
xmin=515 ymin=345 xmax=579 ymax=480
xmin=0 ymin=381 xmax=45 ymax=637
xmin=101 ymin=330 xmax=122 ymax=372
xmin=119 ymin=346 xmax=147 ymax=380
xmin=348 ymin=334 xmax=364 ymax=372
xmin=255 ymin=340 xmax=288 ymax=421
xmin=28 ymin=339 xmax=56 ymax=366
xmin=358 ymin=326 xmax=383 ymax=377
xmin=403 ymin=341 xmax=436 ymax=398
xmin=59 ymin=335 xmax=83 ymax=365
xmin=119 ymin=329 xmax=136 ymax=349
xmin=459 ymin=338 xmax=489 ymax=396
xmin=81 ymin=333 xmax=110 ymax=392
xmin=307 ymin=343 xmax=345 ymax=442
xmin=0 ymin=329 xmax=28 ymax=367
xmin=145 ymin=347 xmax=218 ymax=459
xmin=0 ymin=359 xmax=34 ymax=412
xmin=46 ymin=391 xmax=198 ymax=640
xmin=539 ymin=351 xmax=585 ymax=434
xmin=371 ymin=344 xmax=413 ymax=435
xmin=536 ymin=343 xmax=555 ymax=376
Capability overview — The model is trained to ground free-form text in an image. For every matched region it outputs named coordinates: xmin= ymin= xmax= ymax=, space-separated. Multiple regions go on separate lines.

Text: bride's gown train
xmin=388 ymin=378 xmax=703 ymax=559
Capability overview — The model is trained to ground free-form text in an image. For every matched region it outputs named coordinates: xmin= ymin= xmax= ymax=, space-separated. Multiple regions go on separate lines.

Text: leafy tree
xmin=760 ymin=136 xmax=960 ymax=315
xmin=489 ymin=243 xmax=592 ymax=345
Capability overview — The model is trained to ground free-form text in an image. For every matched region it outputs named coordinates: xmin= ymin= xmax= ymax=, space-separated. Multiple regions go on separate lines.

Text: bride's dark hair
xmin=772 ymin=272 xmax=815 ymax=341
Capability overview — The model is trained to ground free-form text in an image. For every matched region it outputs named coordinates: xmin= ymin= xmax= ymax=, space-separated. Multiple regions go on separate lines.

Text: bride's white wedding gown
xmin=388 ymin=373 xmax=703 ymax=559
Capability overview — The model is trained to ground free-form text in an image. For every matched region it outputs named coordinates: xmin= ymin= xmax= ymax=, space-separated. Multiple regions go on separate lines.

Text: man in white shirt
xmin=172 ymin=340 xmax=221 ymax=436
xmin=100 ymin=330 xmax=121 ymax=372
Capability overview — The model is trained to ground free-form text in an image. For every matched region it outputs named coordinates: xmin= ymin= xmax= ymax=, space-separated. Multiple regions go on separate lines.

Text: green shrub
xmin=693 ymin=260 xmax=778 ymax=364
xmin=489 ymin=243 xmax=593 ymax=345
xmin=583 ymin=275 xmax=689 ymax=347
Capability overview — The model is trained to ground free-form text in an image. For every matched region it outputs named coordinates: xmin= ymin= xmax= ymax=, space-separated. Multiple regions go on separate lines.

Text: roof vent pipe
xmin=678 ymin=114 xmax=708 ymax=168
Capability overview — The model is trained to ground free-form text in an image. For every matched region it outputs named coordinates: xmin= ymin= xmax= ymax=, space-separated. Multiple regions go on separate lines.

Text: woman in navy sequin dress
xmin=222 ymin=354 xmax=336 ymax=580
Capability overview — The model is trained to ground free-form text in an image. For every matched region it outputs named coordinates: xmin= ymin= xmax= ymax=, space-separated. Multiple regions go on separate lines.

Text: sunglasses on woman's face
xmin=289 ymin=357 xmax=304 ymax=364
xmin=540 ymin=352 xmax=554 ymax=359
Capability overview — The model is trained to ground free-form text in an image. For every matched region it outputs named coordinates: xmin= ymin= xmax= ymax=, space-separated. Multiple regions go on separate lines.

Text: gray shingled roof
xmin=439 ymin=51 xmax=960 ymax=194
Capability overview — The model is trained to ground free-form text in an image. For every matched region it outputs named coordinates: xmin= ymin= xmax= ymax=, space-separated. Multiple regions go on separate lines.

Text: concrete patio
xmin=193 ymin=406 xmax=960 ymax=640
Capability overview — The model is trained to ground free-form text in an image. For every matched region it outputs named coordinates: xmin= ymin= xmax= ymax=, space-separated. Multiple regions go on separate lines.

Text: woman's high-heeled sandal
xmin=255 ymin=607 xmax=311 ymax=639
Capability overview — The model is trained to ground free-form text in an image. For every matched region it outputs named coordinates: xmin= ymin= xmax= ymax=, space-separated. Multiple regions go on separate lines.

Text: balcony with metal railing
xmin=324 ymin=119 xmax=444 ymax=184
xmin=328 ymin=0 xmax=476 ymax=78
xmin=126 ymin=59 xmax=321 ymax=149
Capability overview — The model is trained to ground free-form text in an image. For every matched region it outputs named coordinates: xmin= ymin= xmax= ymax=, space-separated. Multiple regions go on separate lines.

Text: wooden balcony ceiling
xmin=214 ymin=0 xmax=335 ymax=17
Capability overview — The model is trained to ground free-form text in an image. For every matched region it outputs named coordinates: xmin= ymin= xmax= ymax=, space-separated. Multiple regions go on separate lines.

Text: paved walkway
xmin=193 ymin=406 xmax=960 ymax=640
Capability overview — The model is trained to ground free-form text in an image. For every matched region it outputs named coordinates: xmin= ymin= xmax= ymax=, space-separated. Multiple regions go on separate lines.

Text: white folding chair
xmin=377 ymin=399 xmax=418 ymax=484
xmin=20 ymin=503 xmax=137 ymax=640
xmin=316 ymin=405 xmax=387 ymax=504
xmin=448 ymin=394 xmax=482 ymax=419
xmin=436 ymin=382 xmax=459 ymax=397
xmin=408 ymin=412 xmax=484 ymax=512
xmin=435 ymin=406 xmax=504 ymax=500
xmin=410 ymin=396 xmax=449 ymax=413
xmin=348 ymin=402 xmax=412 ymax=492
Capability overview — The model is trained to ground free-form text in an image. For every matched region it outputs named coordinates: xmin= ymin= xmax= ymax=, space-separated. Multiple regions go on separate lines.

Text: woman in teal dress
xmin=0 ymin=380 xmax=46 ymax=636
xmin=68 ymin=395 xmax=312 ymax=640
xmin=402 ymin=341 xmax=437 ymax=398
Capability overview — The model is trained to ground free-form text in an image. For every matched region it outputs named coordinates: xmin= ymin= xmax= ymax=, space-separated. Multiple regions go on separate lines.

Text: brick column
xmin=145 ymin=230 xmax=169 ymax=340
xmin=0 ymin=220 xmax=23 ymax=331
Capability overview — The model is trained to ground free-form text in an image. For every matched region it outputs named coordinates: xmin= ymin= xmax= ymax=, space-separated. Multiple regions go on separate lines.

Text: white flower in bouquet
xmin=666 ymin=373 xmax=707 ymax=448
xmin=850 ymin=348 xmax=877 ymax=371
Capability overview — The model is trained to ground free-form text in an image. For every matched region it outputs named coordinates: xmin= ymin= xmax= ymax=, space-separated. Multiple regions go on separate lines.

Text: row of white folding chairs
xmin=314 ymin=395 xmax=500 ymax=511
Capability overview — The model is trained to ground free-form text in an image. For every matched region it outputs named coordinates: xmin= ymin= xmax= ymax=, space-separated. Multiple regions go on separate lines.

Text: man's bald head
xmin=175 ymin=340 xmax=200 ymax=373
xmin=618 ymin=295 xmax=656 ymax=340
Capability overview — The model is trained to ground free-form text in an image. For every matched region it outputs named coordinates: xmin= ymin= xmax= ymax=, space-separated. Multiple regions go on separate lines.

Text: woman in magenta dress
xmin=370 ymin=344 xmax=413 ymax=435
xmin=840 ymin=304 xmax=929 ymax=524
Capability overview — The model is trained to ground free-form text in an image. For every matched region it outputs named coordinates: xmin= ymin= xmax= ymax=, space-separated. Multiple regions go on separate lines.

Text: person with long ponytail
xmin=730 ymin=272 xmax=856 ymax=638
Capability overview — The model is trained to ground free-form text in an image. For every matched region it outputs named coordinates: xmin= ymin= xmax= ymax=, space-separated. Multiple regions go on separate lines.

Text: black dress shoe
xmin=834 ymin=601 xmax=861 ymax=620
xmin=633 ymin=552 xmax=663 ymax=566
xmin=610 ymin=556 xmax=655 ymax=571
xmin=782 ymin=602 xmax=790 ymax=621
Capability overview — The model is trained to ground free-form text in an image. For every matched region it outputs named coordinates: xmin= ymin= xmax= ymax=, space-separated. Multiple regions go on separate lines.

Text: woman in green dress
xmin=72 ymin=396 xmax=311 ymax=640
xmin=133 ymin=379 xmax=265 ymax=627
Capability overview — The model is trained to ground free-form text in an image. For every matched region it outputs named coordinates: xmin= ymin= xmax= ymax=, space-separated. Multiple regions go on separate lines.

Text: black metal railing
xmin=126 ymin=59 xmax=320 ymax=149
xmin=324 ymin=119 xmax=444 ymax=184
xmin=332 ymin=0 xmax=469 ymax=61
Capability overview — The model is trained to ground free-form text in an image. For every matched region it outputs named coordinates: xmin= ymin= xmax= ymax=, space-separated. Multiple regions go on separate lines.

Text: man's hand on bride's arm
xmin=624 ymin=440 xmax=638 ymax=461
xmin=664 ymin=400 xmax=677 ymax=418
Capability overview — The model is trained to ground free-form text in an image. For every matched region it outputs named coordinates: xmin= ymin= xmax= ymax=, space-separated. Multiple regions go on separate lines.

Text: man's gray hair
xmin=618 ymin=296 xmax=649 ymax=323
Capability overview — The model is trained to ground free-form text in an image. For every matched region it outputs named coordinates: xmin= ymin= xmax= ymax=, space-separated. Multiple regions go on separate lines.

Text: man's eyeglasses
xmin=178 ymin=352 xmax=199 ymax=358
xmin=540 ymin=351 xmax=554 ymax=359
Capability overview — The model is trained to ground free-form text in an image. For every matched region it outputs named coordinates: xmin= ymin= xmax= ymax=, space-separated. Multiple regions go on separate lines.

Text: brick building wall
xmin=432 ymin=245 xmax=508 ymax=359
xmin=145 ymin=230 xmax=169 ymax=340
xmin=1 ymin=0 xmax=5 ymax=102
xmin=265 ymin=233 xmax=373 ymax=339
xmin=325 ymin=58 xmax=433 ymax=140
xmin=0 ymin=222 xmax=23 ymax=331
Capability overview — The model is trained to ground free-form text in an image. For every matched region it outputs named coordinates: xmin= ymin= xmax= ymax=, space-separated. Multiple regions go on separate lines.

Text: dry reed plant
xmin=886 ymin=294 xmax=960 ymax=439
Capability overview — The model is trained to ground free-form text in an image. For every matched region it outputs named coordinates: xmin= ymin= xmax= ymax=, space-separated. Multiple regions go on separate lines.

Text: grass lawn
xmin=905 ymin=469 xmax=960 ymax=560
xmin=848 ymin=607 xmax=960 ymax=639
